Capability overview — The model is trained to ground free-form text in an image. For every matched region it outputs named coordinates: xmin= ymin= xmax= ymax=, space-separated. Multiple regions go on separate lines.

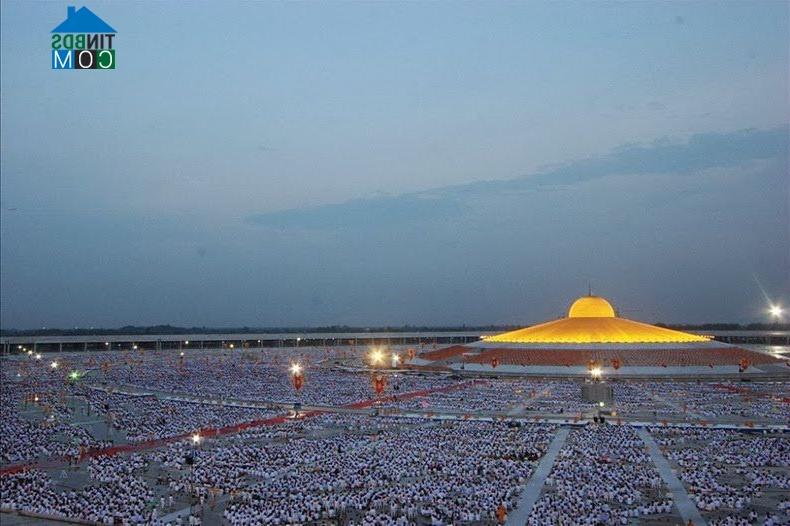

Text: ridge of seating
xmin=418 ymin=345 xmax=470 ymax=361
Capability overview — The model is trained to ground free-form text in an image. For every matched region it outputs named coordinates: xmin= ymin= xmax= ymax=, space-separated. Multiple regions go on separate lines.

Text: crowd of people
xmin=383 ymin=379 xmax=597 ymax=415
xmin=79 ymin=388 xmax=279 ymax=443
xmin=0 ymin=376 xmax=112 ymax=463
xmin=527 ymin=424 xmax=677 ymax=525
xmin=223 ymin=420 xmax=554 ymax=525
xmin=646 ymin=381 xmax=790 ymax=422
xmin=1 ymin=346 xmax=788 ymax=525
xmin=651 ymin=426 xmax=789 ymax=525
xmin=94 ymin=347 xmax=456 ymax=407
xmin=1 ymin=462 xmax=154 ymax=524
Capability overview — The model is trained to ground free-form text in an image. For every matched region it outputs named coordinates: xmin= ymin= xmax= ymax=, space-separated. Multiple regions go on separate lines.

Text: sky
xmin=1 ymin=1 xmax=788 ymax=329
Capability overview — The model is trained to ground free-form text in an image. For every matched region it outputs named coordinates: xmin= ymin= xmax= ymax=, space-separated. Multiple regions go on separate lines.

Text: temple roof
xmin=484 ymin=295 xmax=710 ymax=344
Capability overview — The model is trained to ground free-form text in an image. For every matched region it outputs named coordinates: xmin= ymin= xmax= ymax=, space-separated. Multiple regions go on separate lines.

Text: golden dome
xmin=568 ymin=296 xmax=616 ymax=318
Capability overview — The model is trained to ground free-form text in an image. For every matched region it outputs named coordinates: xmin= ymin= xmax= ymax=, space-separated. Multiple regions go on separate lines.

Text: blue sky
xmin=1 ymin=1 xmax=788 ymax=328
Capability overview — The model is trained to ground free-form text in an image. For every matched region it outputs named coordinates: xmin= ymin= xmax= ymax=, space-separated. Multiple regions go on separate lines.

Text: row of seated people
xmin=418 ymin=345 xmax=469 ymax=361
xmin=461 ymin=347 xmax=784 ymax=367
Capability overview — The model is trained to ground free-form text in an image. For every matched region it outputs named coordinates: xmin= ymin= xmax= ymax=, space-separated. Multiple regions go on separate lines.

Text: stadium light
xmin=369 ymin=348 xmax=384 ymax=366
xmin=769 ymin=304 xmax=784 ymax=319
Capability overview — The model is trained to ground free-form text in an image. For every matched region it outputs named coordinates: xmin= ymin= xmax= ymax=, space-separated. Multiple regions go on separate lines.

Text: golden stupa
xmin=484 ymin=295 xmax=710 ymax=344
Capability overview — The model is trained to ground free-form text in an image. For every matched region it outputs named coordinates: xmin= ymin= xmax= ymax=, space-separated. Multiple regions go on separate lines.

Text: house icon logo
xmin=51 ymin=6 xmax=116 ymax=70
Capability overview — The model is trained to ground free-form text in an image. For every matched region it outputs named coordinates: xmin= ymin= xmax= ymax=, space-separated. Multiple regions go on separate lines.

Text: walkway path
xmin=637 ymin=427 xmax=706 ymax=526
xmin=505 ymin=427 xmax=570 ymax=526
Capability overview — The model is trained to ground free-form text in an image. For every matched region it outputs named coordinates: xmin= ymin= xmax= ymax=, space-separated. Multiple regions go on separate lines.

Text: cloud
xmin=249 ymin=193 xmax=461 ymax=230
xmin=248 ymin=126 xmax=788 ymax=230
